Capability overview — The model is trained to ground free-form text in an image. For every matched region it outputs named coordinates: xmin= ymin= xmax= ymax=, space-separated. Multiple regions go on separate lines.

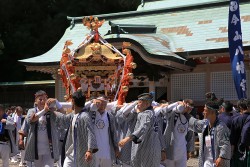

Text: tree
xmin=0 ymin=0 xmax=139 ymax=82
xmin=0 ymin=34 xmax=4 ymax=55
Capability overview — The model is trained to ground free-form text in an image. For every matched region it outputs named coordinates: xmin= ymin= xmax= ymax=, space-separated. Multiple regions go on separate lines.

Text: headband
xmin=138 ymin=93 xmax=154 ymax=101
xmin=206 ymin=105 xmax=218 ymax=111
xmin=96 ymin=96 xmax=108 ymax=102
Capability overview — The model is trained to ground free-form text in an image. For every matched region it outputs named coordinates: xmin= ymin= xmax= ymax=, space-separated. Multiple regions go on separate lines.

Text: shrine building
xmin=19 ymin=0 xmax=250 ymax=105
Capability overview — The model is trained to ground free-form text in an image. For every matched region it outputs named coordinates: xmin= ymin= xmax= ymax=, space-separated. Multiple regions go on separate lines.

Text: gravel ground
xmin=0 ymin=158 xmax=199 ymax=167
xmin=187 ymin=157 xmax=199 ymax=167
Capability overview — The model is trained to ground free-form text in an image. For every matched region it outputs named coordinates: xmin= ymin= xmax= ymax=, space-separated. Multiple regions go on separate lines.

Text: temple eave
xmin=26 ymin=65 xmax=59 ymax=74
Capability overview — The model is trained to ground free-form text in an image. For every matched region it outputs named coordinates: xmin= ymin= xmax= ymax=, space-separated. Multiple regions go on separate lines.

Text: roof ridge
xmin=67 ymin=0 xmax=236 ymax=23
xmin=137 ymin=0 xmax=228 ymax=11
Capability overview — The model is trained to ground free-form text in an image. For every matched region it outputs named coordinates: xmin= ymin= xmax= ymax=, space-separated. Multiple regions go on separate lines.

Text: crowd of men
xmin=0 ymin=90 xmax=249 ymax=167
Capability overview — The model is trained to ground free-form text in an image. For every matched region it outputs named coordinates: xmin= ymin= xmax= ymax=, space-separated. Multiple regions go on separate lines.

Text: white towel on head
xmin=151 ymin=101 xmax=159 ymax=107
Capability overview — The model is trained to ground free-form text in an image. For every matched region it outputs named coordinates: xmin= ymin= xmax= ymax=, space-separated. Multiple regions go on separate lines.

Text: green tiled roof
xmin=105 ymin=33 xmax=186 ymax=61
xmin=19 ymin=24 xmax=92 ymax=63
xmin=115 ymin=3 xmax=250 ymax=52
xmin=19 ymin=20 xmax=187 ymax=63
xmin=19 ymin=2 xmax=250 ymax=64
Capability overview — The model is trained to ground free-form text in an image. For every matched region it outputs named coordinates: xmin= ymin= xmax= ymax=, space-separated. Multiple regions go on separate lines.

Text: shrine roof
xmin=137 ymin=0 xmax=228 ymax=11
xmin=19 ymin=1 xmax=250 ymax=65
xmin=104 ymin=33 xmax=186 ymax=61
xmin=109 ymin=2 xmax=250 ymax=53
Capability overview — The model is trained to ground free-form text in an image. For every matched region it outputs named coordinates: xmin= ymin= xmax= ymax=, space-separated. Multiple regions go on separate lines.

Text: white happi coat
xmin=25 ymin=108 xmax=60 ymax=162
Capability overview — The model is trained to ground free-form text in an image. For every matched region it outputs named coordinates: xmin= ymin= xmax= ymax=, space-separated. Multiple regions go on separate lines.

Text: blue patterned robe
xmin=123 ymin=104 xmax=161 ymax=167
xmin=188 ymin=117 xmax=231 ymax=167
xmin=53 ymin=110 xmax=98 ymax=167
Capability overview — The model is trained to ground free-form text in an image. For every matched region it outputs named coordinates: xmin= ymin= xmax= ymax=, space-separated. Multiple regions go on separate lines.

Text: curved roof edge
xmin=104 ymin=34 xmax=185 ymax=60
xmin=137 ymin=0 xmax=228 ymax=11
xmin=104 ymin=37 xmax=195 ymax=70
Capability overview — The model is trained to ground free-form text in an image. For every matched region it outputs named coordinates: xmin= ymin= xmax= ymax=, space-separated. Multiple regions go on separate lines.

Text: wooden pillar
xmin=205 ymin=64 xmax=211 ymax=93
xmin=54 ymin=71 xmax=67 ymax=102
xmin=104 ymin=79 xmax=107 ymax=96
xmin=149 ymin=81 xmax=155 ymax=100
xmin=167 ymin=74 xmax=171 ymax=101
xmin=88 ymin=79 xmax=91 ymax=98
xmin=55 ymin=73 xmax=61 ymax=101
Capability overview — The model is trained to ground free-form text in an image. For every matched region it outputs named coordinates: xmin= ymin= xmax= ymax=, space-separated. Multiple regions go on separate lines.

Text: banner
xmin=228 ymin=0 xmax=247 ymax=99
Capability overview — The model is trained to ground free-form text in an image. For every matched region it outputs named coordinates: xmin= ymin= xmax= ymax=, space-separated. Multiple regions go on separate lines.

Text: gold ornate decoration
xmin=82 ymin=16 xmax=105 ymax=31
xmin=59 ymin=16 xmax=135 ymax=102
xmin=122 ymin=86 xmax=129 ymax=92
xmin=127 ymin=73 xmax=134 ymax=79
xmin=130 ymin=62 xmax=137 ymax=69
xmin=75 ymin=43 xmax=122 ymax=62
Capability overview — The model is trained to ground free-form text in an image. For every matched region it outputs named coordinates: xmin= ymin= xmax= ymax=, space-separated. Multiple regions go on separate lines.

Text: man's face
xmin=238 ymin=107 xmax=244 ymax=114
xmin=219 ymin=106 xmax=225 ymax=114
xmin=35 ymin=94 xmax=47 ymax=108
xmin=184 ymin=103 xmax=194 ymax=113
xmin=203 ymin=105 xmax=214 ymax=119
xmin=137 ymin=100 xmax=150 ymax=111
xmin=95 ymin=99 xmax=107 ymax=113
xmin=11 ymin=108 xmax=15 ymax=113
xmin=6 ymin=109 xmax=12 ymax=115
xmin=16 ymin=108 xmax=23 ymax=116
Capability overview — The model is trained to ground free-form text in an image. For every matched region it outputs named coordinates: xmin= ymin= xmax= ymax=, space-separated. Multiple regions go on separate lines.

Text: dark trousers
xmin=231 ymin=150 xmax=248 ymax=167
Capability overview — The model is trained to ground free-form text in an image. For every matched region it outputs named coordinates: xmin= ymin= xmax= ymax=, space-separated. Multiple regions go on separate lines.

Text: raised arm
xmin=116 ymin=104 xmax=128 ymax=125
xmin=187 ymin=116 xmax=208 ymax=133
xmin=51 ymin=111 xmax=72 ymax=129
xmin=121 ymin=101 xmax=138 ymax=119
xmin=106 ymin=100 xmax=118 ymax=115
xmin=4 ymin=116 xmax=15 ymax=131
xmin=161 ymin=102 xmax=179 ymax=115
xmin=27 ymin=108 xmax=37 ymax=124
xmin=84 ymin=100 xmax=93 ymax=110
xmin=28 ymin=98 xmax=55 ymax=123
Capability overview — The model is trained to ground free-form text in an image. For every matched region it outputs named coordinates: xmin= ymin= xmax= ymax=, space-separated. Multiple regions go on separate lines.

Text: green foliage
xmin=0 ymin=0 xmax=139 ymax=82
